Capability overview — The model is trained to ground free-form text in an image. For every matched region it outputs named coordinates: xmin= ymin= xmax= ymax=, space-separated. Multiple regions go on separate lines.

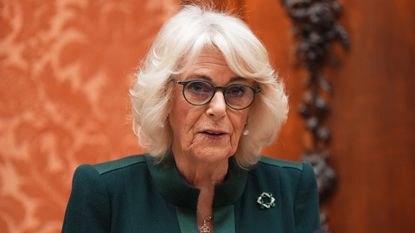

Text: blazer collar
xmin=145 ymin=153 xmax=248 ymax=210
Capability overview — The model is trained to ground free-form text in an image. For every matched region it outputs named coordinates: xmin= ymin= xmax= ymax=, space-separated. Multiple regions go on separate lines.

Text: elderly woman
xmin=62 ymin=5 xmax=320 ymax=233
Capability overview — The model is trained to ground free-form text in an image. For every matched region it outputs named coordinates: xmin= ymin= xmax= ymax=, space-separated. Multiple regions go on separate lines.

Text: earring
xmin=243 ymin=129 xmax=249 ymax=136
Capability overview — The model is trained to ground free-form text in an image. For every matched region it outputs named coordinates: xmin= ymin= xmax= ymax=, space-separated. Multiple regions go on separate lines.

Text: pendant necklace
xmin=199 ymin=216 xmax=212 ymax=233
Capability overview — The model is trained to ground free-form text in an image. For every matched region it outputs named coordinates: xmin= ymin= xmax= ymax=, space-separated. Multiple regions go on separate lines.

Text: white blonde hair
xmin=130 ymin=5 xmax=288 ymax=168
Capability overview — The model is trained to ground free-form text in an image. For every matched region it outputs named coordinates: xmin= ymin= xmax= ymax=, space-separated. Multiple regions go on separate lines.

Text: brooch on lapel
xmin=257 ymin=192 xmax=276 ymax=209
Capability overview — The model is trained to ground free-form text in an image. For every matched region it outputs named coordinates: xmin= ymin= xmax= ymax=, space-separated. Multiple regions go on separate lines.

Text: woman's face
xmin=169 ymin=48 xmax=251 ymax=164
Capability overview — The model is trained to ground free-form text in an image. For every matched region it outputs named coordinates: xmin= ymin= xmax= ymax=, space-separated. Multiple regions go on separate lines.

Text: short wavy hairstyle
xmin=130 ymin=5 xmax=288 ymax=168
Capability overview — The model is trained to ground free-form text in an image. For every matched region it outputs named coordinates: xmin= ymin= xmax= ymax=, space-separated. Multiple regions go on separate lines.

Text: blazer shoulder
xmin=258 ymin=156 xmax=303 ymax=171
xmin=92 ymin=154 xmax=147 ymax=175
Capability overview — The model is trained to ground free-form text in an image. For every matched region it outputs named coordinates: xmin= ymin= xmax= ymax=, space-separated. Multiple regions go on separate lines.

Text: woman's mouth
xmin=201 ymin=130 xmax=227 ymax=138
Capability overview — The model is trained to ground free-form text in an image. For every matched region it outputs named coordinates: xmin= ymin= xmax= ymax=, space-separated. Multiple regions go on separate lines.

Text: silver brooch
xmin=257 ymin=192 xmax=276 ymax=209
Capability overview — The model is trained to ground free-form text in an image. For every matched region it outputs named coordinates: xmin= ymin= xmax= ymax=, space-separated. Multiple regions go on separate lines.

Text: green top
xmin=62 ymin=154 xmax=321 ymax=233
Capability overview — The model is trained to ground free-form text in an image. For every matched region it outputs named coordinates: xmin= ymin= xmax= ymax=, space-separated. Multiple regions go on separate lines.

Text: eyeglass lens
xmin=182 ymin=80 xmax=256 ymax=110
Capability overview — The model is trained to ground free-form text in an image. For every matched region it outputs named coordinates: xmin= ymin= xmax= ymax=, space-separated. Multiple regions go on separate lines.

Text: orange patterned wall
xmin=3 ymin=1 xmax=415 ymax=233
xmin=0 ymin=1 xmax=178 ymax=232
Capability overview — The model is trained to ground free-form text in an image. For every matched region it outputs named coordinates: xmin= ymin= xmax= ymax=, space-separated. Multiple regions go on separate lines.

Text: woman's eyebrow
xmin=186 ymin=74 xmax=211 ymax=81
xmin=185 ymin=75 xmax=248 ymax=84
xmin=229 ymin=76 xmax=246 ymax=83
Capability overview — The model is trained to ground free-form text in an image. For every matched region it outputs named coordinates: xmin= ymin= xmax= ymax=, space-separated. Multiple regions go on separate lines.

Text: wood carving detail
xmin=280 ymin=0 xmax=349 ymax=232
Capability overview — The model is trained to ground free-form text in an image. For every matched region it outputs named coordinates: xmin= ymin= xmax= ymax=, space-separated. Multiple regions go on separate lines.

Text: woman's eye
xmin=188 ymin=82 xmax=211 ymax=94
xmin=226 ymin=86 xmax=246 ymax=97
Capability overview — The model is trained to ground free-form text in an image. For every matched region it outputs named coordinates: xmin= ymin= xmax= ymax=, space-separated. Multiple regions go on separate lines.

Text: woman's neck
xmin=173 ymin=151 xmax=229 ymax=189
xmin=173 ymin=149 xmax=229 ymax=233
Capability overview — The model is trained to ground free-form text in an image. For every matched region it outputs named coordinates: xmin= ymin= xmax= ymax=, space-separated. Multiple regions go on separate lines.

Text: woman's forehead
xmin=177 ymin=47 xmax=256 ymax=85
xmin=190 ymin=47 xmax=227 ymax=67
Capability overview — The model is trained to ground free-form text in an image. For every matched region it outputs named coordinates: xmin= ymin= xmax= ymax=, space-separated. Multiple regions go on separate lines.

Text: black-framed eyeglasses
xmin=175 ymin=80 xmax=261 ymax=110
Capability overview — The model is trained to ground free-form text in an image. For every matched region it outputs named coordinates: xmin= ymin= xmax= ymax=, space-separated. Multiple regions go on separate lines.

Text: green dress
xmin=62 ymin=154 xmax=320 ymax=233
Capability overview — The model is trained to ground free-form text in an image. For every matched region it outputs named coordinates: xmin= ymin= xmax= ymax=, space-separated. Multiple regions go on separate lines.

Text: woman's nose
xmin=206 ymin=91 xmax=226 ymax=118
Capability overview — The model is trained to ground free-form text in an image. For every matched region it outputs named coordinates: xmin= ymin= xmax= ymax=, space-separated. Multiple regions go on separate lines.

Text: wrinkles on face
xmin=169 ymin=48 xmax=250 ymax=165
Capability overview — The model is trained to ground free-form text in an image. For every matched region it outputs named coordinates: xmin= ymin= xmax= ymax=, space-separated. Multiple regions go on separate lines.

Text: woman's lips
xmin=200 ymin=130 xmax=228 ymax=139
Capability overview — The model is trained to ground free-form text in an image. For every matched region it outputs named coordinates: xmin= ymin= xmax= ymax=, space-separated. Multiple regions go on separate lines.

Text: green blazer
xmin=62 ymin=154 xmax=320 ymax=233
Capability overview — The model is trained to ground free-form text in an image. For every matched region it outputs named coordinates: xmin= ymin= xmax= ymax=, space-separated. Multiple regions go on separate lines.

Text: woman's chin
xmin=190 ymin=146 xmax=235 ymax=164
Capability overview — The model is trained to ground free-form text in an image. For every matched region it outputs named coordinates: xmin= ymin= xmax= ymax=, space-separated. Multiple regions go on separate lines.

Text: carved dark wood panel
xmin=280 ymin=0 xmax=349 ymax=232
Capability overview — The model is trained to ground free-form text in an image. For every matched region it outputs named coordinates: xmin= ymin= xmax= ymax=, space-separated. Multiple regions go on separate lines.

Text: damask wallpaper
xmin=3 ymin=1 xmax=413 ymax=233
xmin=0 ymin=0 xmax=178 ymax=232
